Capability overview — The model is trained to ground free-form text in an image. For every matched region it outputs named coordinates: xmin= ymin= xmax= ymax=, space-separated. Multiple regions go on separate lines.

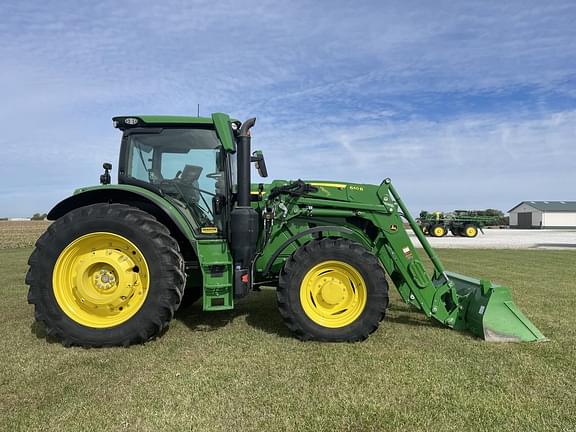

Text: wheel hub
xmin=53 ymin=232 xmax=150 ymax=328
xmin=300 ymin=260 xmax=367 ymax=328
xmin=95 ymin=268 xmax=117 ymax=290
xmin=318 ymin=277 xmax=347 ymax=305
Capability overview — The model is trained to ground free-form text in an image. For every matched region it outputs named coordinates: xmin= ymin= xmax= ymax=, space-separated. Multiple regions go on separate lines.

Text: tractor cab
xmin=112 ymin=114 xmax=264 ymax=302
xmin=118 ymin=125 xmax=232 ymax=234
xmin=112 ymin=114 xmax=249 ymax=236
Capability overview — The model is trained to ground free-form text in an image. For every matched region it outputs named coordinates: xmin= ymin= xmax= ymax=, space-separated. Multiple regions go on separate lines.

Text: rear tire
xmin=26 ymin=203 xmax=186 ymax=347
xmin=277 ymin=238 xmax=388 ymax=342
xmin=464 ymin=224 xmax=479 ymax=238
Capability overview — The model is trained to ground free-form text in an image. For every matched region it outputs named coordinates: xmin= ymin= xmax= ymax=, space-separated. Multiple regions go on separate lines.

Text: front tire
xmin=431 ymin=224 xmax=447 ymax=237
xmin=464 ymin=224 xmax=479 ymax=238
xmin=26 ymin=203 xmax=186 ymax=347
xmin=277 ymin=238 xmax=388 ymax=342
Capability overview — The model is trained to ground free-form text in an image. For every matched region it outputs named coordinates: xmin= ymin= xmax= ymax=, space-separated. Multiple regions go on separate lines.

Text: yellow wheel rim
xmin=299 ymin=260 xmax=367 ymax=328
xmin=466 ymin=227 xmax=477 ymax=237
xmin=52 ymin=232 xmax=150 ymax=328
xmin=434 ymin=227 xmax=444 ymax=236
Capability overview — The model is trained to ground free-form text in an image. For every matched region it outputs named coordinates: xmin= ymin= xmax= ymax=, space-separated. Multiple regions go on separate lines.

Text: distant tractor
xmin=418 ymin=211 xmax=501 ymax=238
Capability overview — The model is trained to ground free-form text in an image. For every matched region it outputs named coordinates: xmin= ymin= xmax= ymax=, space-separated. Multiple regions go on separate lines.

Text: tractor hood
xmin=303 ymin=180 xmax=380 ymax=202
xmin=253 ymin=179 xmax=389 ymax=207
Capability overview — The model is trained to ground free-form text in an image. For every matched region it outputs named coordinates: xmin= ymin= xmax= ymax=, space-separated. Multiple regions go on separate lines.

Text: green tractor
xmin=26 ymin=113 xmax=545 ymax=346
xmin=418 ymin=210 xmax=501 ymax=238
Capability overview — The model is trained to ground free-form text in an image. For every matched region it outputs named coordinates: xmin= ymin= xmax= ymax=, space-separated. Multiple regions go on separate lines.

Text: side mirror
xmin=251 ymin=150 xmax=268 ymax=178
xmin=100 ymin=162 xmax=112 ymax=185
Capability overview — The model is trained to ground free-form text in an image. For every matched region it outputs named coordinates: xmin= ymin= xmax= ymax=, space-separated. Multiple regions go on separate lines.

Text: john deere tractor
xmin=418 ymin=211 xmax=501 ymax=238
xmin=26 ymin=113 xmax=545 ymax=346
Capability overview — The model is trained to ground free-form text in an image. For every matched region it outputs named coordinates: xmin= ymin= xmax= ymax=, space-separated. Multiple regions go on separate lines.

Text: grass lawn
xmin=1 ymin=247 xmax=575 ymax=431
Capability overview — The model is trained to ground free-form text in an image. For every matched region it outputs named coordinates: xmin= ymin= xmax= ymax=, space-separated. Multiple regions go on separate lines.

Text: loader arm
xmin=372 ymin=179 xmax=545 ymax=341
xmin=260 ymin=178 xmax=545 ymax=342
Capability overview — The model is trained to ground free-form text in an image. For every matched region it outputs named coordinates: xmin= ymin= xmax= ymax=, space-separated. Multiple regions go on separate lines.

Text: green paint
xmin=418 ymin=210 xmax=501 ymax=237
xmin=448 ymin=272 xmax=546 ymax=341
xmin=197 ymin=240 xmax=234 ymax=311
xmin=252 ymin=178 xmax=544 ymax=342
xmin=211 ymin=112 xmax=236 ymax=152
xmin=113 ymin=112 xmax=238 ymax=152
xmin=48 ymin=112 xmax=544 ymax=342
xmin=72 ymin=184 xmax=198 ymax=246
xmin=138 ymin=115 xmax=213 ymax=124
xmin=69 ymin=185 xmax=235 ymax=311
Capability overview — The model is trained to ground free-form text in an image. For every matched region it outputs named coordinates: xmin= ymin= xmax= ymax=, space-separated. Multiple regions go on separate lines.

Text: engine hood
xmin=252 ymin=179 xmax=383 ymax=204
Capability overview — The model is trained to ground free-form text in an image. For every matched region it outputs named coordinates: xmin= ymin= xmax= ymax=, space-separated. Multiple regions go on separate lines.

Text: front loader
xmin=26 ymin=113 xmax=545 ymax=346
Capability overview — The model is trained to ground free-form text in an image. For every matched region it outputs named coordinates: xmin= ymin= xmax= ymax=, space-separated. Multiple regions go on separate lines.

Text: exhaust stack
xmin=236 ymin=117 xmax=256 ymax=206
xmin=230 ymin=117 xmax=259 ymax=299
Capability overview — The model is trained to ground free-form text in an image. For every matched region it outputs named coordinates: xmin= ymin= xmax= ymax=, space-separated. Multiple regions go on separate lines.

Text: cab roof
xmin=112 ymin=112 xmax=239 ymax=152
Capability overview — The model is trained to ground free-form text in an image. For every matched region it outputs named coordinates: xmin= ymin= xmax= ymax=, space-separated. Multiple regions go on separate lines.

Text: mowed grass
xmin=1 ymin=247 xmax=575 ymax=432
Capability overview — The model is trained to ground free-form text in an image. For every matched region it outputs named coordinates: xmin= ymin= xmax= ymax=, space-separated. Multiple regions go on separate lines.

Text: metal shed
xmin=508 ymin=201 xmax=576 ymax=229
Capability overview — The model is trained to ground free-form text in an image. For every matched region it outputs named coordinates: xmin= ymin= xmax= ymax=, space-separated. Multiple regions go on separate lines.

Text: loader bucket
xmin=447 ymin=272 xmax=546 ymax=342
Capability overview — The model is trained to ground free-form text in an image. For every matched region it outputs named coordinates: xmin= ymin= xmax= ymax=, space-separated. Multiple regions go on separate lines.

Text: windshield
xmin=125 ymin=128 xmax=225 ymax=230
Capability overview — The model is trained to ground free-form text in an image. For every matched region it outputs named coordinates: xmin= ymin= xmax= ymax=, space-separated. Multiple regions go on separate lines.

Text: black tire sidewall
xmin=32 ymin=205 xmax=183 ymax=346
xmin=281 ymin=240 xmax=388 ymax=341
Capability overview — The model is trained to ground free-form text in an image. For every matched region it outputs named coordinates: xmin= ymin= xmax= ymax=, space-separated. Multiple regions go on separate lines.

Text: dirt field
xmin=0 ymin=221 xmax=51 ymax=249
xmin=410 ymin=228 xmax=576 ymax=249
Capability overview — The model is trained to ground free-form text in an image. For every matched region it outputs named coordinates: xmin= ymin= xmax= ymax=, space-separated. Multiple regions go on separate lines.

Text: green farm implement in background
xmin=418 ymin=210 xmax=502 ymax=238
xmin=26 ymin=113 xmax=545 ymax=346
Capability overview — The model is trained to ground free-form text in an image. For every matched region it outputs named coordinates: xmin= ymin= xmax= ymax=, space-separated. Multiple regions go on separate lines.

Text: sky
xmin=1 ymin=0 xmax=575 ymax=217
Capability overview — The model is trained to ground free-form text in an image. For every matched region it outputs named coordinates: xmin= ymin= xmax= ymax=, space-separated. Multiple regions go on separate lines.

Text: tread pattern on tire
xmin=277 ymin=237 xmax=389 ymax=342
xmin=26 ymin=203 xmax=186 ymax=347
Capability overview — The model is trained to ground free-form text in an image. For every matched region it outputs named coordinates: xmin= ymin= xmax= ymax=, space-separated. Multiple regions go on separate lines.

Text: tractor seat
xmin=178 ymin=164 xmax=203 ymax=203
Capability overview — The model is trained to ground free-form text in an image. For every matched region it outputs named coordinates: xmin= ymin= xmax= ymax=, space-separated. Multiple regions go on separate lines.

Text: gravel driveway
xmin=408 ymin=228 xmax=576 ymax=249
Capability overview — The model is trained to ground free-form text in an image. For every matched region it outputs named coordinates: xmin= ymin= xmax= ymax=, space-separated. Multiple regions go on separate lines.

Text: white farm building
xmin=509 ymin=201 xmax=576 ymax=229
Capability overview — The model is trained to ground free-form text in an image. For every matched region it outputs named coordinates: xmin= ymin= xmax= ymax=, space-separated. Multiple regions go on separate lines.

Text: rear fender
xmin=48 ymin=185 xmax=198 ymax=255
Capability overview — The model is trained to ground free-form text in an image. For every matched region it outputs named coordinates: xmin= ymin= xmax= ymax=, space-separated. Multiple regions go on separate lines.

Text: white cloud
xmin=257 ymin=110 xmax=576 ymax=213
xmin=0 ymin=0 xmax=575 ymax=216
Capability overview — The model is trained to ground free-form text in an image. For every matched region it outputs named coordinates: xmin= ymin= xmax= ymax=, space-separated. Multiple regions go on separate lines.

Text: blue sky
xmin=1 ymin=1 xmax=575 ymax=217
